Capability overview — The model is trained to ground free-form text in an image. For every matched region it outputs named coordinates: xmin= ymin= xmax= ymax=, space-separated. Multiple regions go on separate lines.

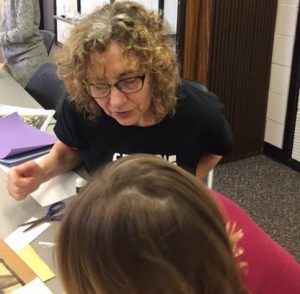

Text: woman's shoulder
xmin=56 ymin=98 xmax=88 ymax=126
xmin=175 ymin=80 xmax=224 ymax=120
xmin=179 ymin=80 xmax=221 ymax=106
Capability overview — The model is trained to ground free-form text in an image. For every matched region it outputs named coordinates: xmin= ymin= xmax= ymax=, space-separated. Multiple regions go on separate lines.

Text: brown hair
xmin=56 ymin=1 xmax=180 ymax=121
xmin=56 ymin=154 xmax=246 ymax=294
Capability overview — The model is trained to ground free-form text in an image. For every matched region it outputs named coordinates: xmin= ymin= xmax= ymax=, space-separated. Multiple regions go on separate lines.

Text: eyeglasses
xmin=84 ymin=75 xmax=146 ymax=99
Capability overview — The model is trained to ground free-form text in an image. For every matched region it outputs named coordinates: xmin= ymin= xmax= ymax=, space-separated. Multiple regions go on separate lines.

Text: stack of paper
xmin=0 ymin=113 xmax=56 ymax=166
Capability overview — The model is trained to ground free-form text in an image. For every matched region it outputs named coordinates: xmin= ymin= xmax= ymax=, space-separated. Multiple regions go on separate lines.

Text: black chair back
xmin=25 ymin=63 xmax=68 ymax=112
xmin=183 ymin=79 xmax=208 ymax=92
xmin=39 ymin=30 xmax=55 ymax=55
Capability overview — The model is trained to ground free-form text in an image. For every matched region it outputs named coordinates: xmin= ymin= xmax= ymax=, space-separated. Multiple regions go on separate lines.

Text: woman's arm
xmin=195 ymin=153 xmax=222 ymax=181
xmin=38 ymin=140 xmax=83 ymax=181
xmin=7 ymin=140 xmax=83 ymax=200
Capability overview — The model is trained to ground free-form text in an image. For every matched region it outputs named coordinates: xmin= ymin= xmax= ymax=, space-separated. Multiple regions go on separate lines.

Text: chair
xmin=184 ymin=79 xmax=214 ymax=189
xmin=39 ymin=30 xmax=55 ymax=55
xmin=25 ymin=63 xmax=69 ymax=112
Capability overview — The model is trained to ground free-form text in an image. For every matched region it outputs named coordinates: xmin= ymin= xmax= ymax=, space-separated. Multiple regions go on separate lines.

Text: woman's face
xmin=86 ymin=42 xmax=154 ymax=127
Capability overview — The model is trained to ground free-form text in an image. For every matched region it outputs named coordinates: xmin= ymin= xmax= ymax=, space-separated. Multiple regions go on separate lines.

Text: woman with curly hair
xmin=7 ymin=1 xmax=233 ymax=200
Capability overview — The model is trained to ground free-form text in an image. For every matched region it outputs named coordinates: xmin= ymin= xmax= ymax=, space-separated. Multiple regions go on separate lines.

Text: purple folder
xmin=0 ymin=112 xmax=56 ymax=159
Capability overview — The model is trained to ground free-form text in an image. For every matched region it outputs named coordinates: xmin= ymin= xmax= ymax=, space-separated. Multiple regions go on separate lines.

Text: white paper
xmin=0 ymin=156 xmax=83 ymax=207
xmin=5 ymin=217 xmax=51 ymax=251
xmin=0 ymin=163 xmax=9 ymax=172
xmin=0 ymin=104 xmax=55 ymax=131
xmin=11 ymin=277 xmax=53 ymax=294
xmin=131 ymin=0 xmax=159 ymax=11
xmin=80 ymin=0 xmax=109 ymax=14
xmin=164 ymin=0 xmax=178 ymax=34
xmin=30 ymin=172 xmax=80 ymax=207
xmin=56 ymin=0 xmax=78 ymax=17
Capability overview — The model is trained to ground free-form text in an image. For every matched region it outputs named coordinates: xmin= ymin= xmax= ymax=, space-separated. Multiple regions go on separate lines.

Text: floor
xmin=213 ymin=154 xmax=299 ymax=261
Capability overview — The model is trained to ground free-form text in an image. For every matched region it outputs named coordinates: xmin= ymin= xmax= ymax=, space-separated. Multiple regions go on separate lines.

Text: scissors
xmin=19 ymin=201 xmax=66 ymax=232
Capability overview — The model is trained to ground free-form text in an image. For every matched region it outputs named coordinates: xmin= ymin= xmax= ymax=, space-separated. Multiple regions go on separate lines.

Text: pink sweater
xmin=212 ymin=191 xmax=300 ymax=294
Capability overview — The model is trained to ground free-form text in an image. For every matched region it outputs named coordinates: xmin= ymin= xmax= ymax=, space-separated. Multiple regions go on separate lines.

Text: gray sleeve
xmin=0 ymin=0 xmax=38 ymax=45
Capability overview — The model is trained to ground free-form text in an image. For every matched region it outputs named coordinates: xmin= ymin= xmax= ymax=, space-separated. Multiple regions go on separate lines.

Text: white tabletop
xmin=0 ymin=69 xmax=63 ymax=293
xmin=0 ymin=69 xmax=42 ymax=108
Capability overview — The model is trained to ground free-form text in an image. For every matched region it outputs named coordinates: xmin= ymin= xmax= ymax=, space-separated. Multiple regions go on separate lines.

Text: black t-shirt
xmin=54 ymin=80 xmax=233 ymax=174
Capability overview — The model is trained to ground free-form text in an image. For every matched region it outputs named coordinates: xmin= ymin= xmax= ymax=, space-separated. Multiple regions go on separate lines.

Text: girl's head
xmin=56 ymin=154 xmax=245 ymax=294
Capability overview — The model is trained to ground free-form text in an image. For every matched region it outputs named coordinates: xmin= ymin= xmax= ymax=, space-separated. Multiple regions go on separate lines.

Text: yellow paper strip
xmin=17 ymin=245 xmax=55 ymax=282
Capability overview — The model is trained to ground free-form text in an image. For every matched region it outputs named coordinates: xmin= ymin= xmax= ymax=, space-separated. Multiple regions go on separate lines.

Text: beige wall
xmin=265 ymin=0 xmax=299 ymax=148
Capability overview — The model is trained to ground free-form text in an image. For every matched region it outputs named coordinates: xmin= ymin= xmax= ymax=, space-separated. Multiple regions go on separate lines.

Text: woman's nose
xmin=109 ymin=86 xmax=127 ymax=107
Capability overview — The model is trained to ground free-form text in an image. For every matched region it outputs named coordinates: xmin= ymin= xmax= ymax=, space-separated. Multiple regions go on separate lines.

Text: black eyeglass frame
xmin=84 ymin=74 xmax=146 ymax=99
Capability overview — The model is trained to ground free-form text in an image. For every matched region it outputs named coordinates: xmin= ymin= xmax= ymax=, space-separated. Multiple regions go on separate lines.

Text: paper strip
xmin=17 ymin=245 xmax=55 ymax=282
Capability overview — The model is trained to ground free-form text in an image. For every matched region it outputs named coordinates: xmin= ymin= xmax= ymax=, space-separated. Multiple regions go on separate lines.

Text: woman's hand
xmin=7 ymin=140 xmax=83 ymax=201
xmin=7 ymin=161 xmax=47 ymax=200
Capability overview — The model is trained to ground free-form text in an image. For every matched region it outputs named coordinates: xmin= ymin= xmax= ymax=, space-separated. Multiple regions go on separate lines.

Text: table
xmin=0 ymin=69 xmax=64 ymax=293
xmin=0 ymin=69 xmax=41 ymax=108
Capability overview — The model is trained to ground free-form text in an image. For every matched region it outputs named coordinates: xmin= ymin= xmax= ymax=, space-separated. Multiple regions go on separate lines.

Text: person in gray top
xmin=0 ymin=0 xmax=48 ymax=87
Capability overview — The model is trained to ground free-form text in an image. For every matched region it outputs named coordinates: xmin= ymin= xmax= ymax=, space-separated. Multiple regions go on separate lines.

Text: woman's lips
xmin=113 ymin=110 xmax=132 ymax=119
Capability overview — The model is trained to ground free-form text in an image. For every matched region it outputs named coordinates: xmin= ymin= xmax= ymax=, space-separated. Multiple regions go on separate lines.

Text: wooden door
xmin=183 ymin=0 xmax=278 ymax=162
